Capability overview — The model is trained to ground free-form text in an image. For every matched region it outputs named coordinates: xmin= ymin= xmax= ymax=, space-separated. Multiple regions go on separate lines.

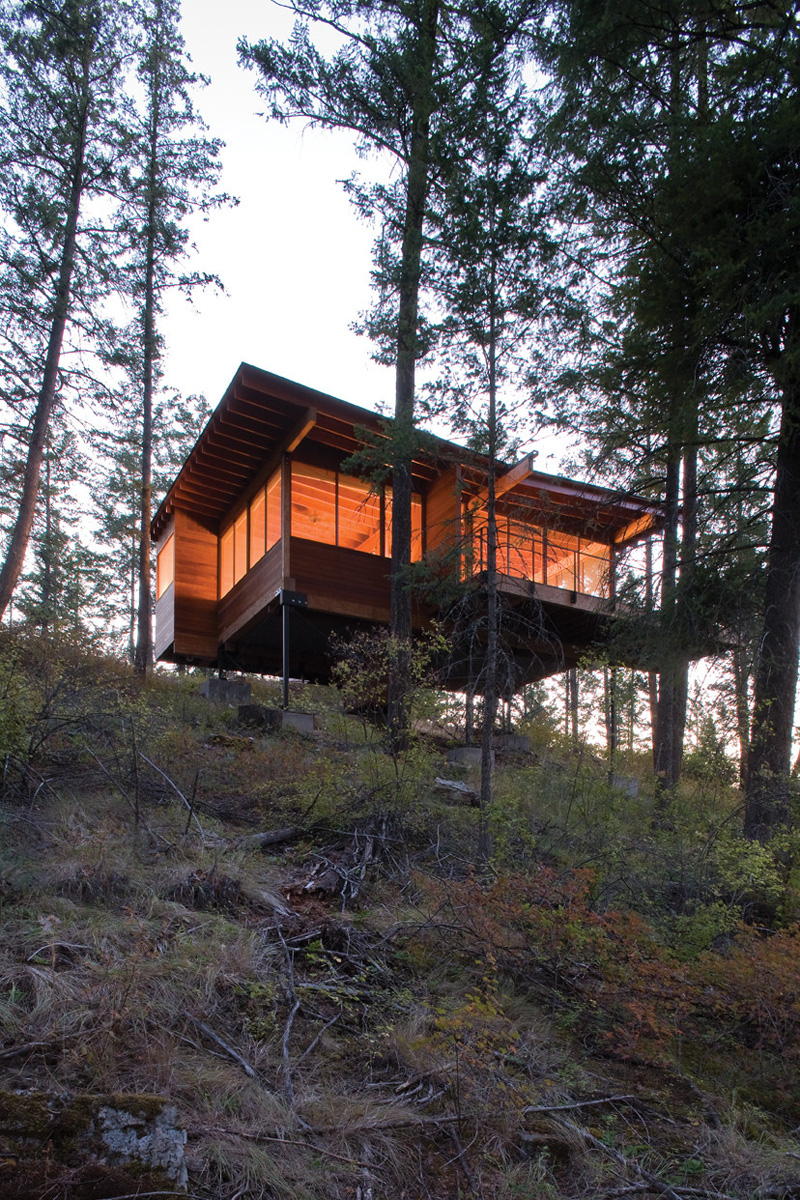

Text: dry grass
xmin=2 ymin=642 xmax=799 ymax=1198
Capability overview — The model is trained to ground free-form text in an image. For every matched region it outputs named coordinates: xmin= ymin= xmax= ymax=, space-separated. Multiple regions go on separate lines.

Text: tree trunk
xmin=645 ymin=535 xmax=659 ymax=768
xmin=745 ymin=364 xmax=800 ymax=839
xmin=567 ymin=668 xmax=579 ymax=744
xmin=479 ymin=280 xmax=499 ymax=866
xmin=386 ymin=0 xmax=440 ymax=751
xmin=134 ymin=18 xmax=163 ymax=679
xmin=653 ymin=444 xmax=681 ymax=794
xmin=732 ymin=645 xmax=751 ymax=787
xmin=654 ymin=426 xmax=697 ymax=798
xmin=0 ymin=85 xmax=90 ymax=620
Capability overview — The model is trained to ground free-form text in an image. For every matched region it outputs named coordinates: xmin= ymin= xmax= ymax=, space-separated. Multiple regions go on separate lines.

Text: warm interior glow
xmin=266 ymin=469 xmax=281 ymax=550
xmin=250 ymin=488 xmax=265 ymax=565
xmin=338 ymin=473 xmax=381 ymax=554
xmin=291 ymin=462 xmax=337 ymax=545
xmin=220 ymin=467 xmax=284 ymax=598
xmin=291 ymin=461 xmax=403 ymax=557
xmin=412 ymin=495 xmax=423 ymax=561
xmin=220 ymin=526 xmax=234 ymax=596
xmin=577 ymin=540 xmax=610 ymax=594
xmin=546 ymin=531 xmax=579 ymax=590
xmin=156 ymin=533 xmax=174 ymax=599
xmin=234 ymin=511 xmax=248 ymax=585
xmin=467 ymin=507 xmax=610 ymax=597
xmin=383 ymin=489 xmax=423 ymax=561
xmin=220 ymin=459 xmax=422 ymax=599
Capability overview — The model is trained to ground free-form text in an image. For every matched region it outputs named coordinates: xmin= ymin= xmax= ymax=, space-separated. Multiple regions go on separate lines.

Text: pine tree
xmin=542 ymin=0 xmax=800 ymax=827
xmin=118 ymin=0 xmax=228 ymax=676
xmin=93 ymin=388 xmax=210 ymax=658
xmin=0 ymin=0 xmax=128 ymax=618
xmin=240 ymin=0 xmax=541 ymax=748
xmin=422 ymin=17 xmax=546 ymax=858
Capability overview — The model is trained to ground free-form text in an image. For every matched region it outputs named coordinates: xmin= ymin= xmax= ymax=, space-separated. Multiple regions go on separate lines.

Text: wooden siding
xmin=173 ymin=508 xmax=218 ymax=659
xmin=291 ymin=538 xmax=393 ymax=624
xmin=218 ymin=541 xmax=284 ymax=645
xmin=425 ymin=468 xmax=461 ymax=557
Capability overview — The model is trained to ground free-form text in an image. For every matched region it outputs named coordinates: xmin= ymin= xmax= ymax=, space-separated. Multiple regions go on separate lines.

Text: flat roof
xmin=152 ymin=362 xmax=662 ymax=545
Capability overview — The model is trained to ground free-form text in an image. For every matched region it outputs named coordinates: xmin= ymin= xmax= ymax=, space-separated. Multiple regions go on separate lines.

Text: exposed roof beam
xmin=470 ymin=453 xmax=537 ymax=506
xmin=614 ymin=512 xmax=658 ymax=545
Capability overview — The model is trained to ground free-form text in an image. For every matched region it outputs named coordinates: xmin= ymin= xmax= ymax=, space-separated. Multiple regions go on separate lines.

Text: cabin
xmin=152 ymin=364 xmax=661 ymax=693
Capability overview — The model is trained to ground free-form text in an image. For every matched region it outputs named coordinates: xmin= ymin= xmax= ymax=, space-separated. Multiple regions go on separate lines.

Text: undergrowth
xmin=0 ymin=629 xmax=798 ymax=1199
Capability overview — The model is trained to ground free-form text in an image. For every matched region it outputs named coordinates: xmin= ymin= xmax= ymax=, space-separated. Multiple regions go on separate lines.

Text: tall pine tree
xmin=0 ymin=0 xmax=127 ymax=618
xmin=118 ymin=0 xmax=228 ymax=676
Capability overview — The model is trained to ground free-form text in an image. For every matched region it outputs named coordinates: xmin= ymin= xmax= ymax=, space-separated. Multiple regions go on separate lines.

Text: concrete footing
xmin=238 ymin=705 xmax=315 ymax=734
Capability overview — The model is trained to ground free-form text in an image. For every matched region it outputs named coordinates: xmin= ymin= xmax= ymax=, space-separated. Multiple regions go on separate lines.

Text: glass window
xmin=507 ymin=517 xmax=537 ymax=580
xmin=546 ymin=531 xmax=579 ymax=590
xmin=578 ymin=540 xmax=610 ymax=596
xmin=338 ymin=473 xmax=380 ymax=553
xmin=234 ymin=511 xmax=248 ymax=584
xmin=156 ymin=533 xmax=174 ymax=599
xmin=250 ymin=487 xmax=266 ymax=566
xmin=411 ymin=494 xmax=422 ymax=561
xmin=266 ymin=468 xmax=281 ymax=551
xmin=291 ymin=462 xmax=336 ymax=545
xmin=220 ymin=526 xmax=234 ymax=597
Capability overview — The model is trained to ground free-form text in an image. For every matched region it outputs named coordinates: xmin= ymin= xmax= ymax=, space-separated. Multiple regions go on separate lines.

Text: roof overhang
xmin=152 ymin=363 xmax=663 ymax=547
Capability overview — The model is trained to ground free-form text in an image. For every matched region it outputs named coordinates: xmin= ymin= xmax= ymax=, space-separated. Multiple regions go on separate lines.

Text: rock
xmin=98 ymin=1101 xmax=187 ymax=1188
xmin=0 ymin=1090 xmax=188 ymax=1193
xmin=433 ymin=777 xmax=480 ymax=805
xmin=492 ymin=732 xmax=532 ymax=753
xmin=611 ymin=773 xmax=639 ymax=797
xmin=199 ymin=677 xmax=252 ymax=705
xmin=237 ymin=705 xmax=315 ymax=734
xmin=446 ymin=746 xmax=488 ymax=768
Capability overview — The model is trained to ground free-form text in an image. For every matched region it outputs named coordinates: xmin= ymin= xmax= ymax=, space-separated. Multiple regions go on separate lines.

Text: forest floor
xmin=1 ymin=631 xmax=799 ymax=1199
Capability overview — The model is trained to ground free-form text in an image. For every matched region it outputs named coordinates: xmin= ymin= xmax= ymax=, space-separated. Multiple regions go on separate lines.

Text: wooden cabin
xmin=152 ymin=363 xmax=661 ymax=690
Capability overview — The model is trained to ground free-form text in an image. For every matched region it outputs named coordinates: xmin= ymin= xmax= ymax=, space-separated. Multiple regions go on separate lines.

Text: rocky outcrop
xmin=0 ymin=1091 xmax=187 ymax=1197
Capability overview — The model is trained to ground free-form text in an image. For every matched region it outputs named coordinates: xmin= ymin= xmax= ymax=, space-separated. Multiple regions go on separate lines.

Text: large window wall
xmin=290 ymin=461 xmax=422 ymax=560
xmin=468 ymin=508 xmax=610 ymax=597
xmin=220 ymin=467 xmax=282 ymax=597
xmin=156 ymin=533 xmax=174 ymax=599
xmin=218 ymin=459 xmax=423 ymax=598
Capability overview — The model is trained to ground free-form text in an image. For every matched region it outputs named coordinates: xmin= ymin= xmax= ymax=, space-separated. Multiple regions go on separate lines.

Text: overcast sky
xmin=161 ymin=0 xmax=397 ymax=414
xmin=162 ymin=0 xmax=568 ymax=470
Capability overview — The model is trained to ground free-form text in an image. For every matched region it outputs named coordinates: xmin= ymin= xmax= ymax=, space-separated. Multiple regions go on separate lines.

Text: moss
xmin=0 ymin=1091 xmax=169 ymax=1156
xmin=0 ymin=1091 xmax=52 ymax=1140
xmin=103 ymin=1093 xmax=167 ymax=1122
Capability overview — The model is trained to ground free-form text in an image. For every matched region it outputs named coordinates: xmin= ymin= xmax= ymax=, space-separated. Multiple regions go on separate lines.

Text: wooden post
xmin=281 ymin=453 xmax=291 ymax=587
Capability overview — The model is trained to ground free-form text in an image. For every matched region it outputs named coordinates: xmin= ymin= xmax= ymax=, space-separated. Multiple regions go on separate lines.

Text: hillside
xmin=1 ymin=631 xmax=798 ymax=1199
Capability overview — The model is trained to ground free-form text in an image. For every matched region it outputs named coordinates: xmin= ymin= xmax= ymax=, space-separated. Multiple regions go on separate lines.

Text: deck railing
xmin=470 ymin=527 xmax=610 ymax=599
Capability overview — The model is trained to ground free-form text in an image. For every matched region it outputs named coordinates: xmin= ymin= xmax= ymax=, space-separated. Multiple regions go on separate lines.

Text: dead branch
xmin=201 ymin=1126 xmax=373 ymax=1169
xmin=139 ymin=753 xmax=205 ymax=837
xmin=562 ymin=1119 xmax=687 ymax=1200
xmin=296 ymin=1011 xmax=342 ymax=1065
xmin=234 ymin=825 xmax=302 ymax=851
xmin=276 ymin=923 xmax=300 ymax=1105
xmin=192 ymin=1019 xmax=261 ymax=1083
xmin=522 ymin=1094 xmax=637 ymax=1115
xmin=308 ymin=1114 xmax=462 ymax=1135
xmin=446 ymin=1125 xmax=481 ymax=1198
xmin=0 ymin=1032 xmax=81 ymax=1062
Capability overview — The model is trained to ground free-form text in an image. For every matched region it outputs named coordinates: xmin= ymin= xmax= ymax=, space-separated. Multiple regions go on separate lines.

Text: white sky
xmin=162 ymin=0 xmax=397 ymax=415
xmin=162 ymin=0 xmax=570 ymax=471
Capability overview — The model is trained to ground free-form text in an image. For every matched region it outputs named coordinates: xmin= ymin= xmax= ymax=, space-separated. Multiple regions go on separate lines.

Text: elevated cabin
xmin=152 ymin=364 xmax=661 ymax=688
